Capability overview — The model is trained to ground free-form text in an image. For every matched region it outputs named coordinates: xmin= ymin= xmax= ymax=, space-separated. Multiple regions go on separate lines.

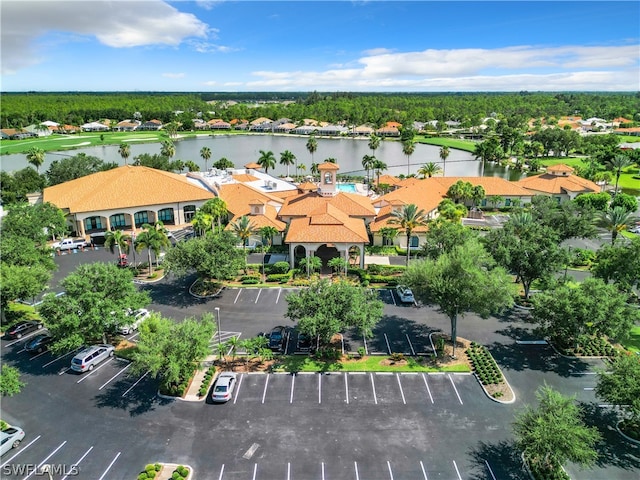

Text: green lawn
xmin=539 ymin=157 xmax=586 ymax=168
xmin=415 ymin=136 xmax=478 ymax=153
xmin=622 ymin=325 xmax=640 ymax=353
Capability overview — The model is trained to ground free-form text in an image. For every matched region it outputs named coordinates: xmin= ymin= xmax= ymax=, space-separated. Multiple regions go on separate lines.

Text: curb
xmin=616 ymin=421 xmax=640 ymax=446
xmin=188 ymin=279 xmax=224 ymax=299
xmin=472 ymin=371 xmax=517 ymax=404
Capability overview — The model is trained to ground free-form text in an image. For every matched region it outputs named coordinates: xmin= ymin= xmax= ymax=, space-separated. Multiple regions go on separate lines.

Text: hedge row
xmin=466 ymin=343 xmax=503 ymax=386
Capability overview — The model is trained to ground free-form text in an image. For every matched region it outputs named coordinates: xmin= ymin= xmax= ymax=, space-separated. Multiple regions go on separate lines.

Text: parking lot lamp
xmin=214 ymin=307 xmax=222 ymax=345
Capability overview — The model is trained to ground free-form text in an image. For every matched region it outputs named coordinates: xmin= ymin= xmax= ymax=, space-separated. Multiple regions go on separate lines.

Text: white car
xmin=1 ymin=425 xmax=25 ymax=456
xmin=118 ymin=308 xmax=150 ymax=335
xmin=396 ymin=285 xmax=415 ymax=304
xmin=211 ymin=372 xmax=237 ymax=403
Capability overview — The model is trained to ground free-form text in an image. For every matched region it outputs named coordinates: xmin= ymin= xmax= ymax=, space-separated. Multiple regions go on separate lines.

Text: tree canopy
xmin=591 ymin=237 xmax=640 ymax=291
xmin=596 ymin=354 xmax=640 ymax=432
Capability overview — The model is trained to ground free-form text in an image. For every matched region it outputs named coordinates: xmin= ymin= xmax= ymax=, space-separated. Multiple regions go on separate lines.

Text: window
xmin=158 ymin=208 xmax=174 ymax=224
xmin=183 ymin=205 xmax=196 ymax=222
xmin=324 ymin=172 xmax=333 ymax=184
xmin=84 ymin=216 xmax=103 ymax=231
xmin=505 ymin=198 xmax=511 ymax=207
xmin=110 ymin=213 xmax=126 ymax=228
xmin=409 ymin=236 xmax=419 ymax=248
xmin=134 ymin=211 xmax=149 ymax=227
xmin=383 ymin=235 xmax=393 ymax=246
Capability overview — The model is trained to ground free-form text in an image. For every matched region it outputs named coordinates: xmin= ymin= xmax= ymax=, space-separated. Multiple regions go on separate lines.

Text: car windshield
xmin=271 ymin=333 xmax=282 ymax=340
xmin=72 ymin=358 xmax=83 ymax=365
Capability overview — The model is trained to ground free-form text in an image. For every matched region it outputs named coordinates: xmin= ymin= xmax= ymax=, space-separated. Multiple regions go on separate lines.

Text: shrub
xmin=242 ymin=277 xmax=260 ymax=285
xmin=357 ymin=346 xmax=366 ymax=358
xmin=172 ymin=472 xmax=181 ymax=480
xmin=266 ymin=273 xmax=292 ymax=282
xmin=177 ymin=465 xmax=189 ymax=477
xmin=137 ymin=474 xmax=149 ymax=480
xmin=571 ymin=248 xmax=596 ymax=267
xmin=368 ymin=275 xmax=396 ymax=284
xmin=271 ymin=261 xmax=290 ymax=274
xmin=390 ymin=352 xmax=405 ymax=362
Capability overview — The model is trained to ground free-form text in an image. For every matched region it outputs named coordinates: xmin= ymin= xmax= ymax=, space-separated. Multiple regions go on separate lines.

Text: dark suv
xmin=268 ymin=326 xmax=287 ymax=352
xmin=6 ymin=321 xmax=43 ymax=339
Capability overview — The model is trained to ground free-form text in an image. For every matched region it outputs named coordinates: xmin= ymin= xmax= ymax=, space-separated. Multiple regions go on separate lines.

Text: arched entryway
xmin=293 ymin=245 xmax=307 ymax=266
xmin=316 ymin=244 xmax=339 ymax=274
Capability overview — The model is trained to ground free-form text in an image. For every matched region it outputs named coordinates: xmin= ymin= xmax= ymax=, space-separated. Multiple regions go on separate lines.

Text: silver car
xmin=211 ymin=372 xmax=237 ymax=403
xmin=1 ymin=425 xmax=25 ymax=456
xmin=396 ymin=285 xmax=415 ymax=304
xmin=118 ymin=308 xmax=150 ymax=335
xmin=70 ymin=344 xmax=115 ymax=373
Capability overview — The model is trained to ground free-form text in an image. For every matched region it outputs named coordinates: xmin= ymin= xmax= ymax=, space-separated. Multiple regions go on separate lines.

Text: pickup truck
xmin=52 ymin=238 xmax=90 ymax=251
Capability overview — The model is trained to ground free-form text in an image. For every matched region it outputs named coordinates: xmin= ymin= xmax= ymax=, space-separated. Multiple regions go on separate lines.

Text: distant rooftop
xmin=185 ymin=167 xmax=299 ymax=196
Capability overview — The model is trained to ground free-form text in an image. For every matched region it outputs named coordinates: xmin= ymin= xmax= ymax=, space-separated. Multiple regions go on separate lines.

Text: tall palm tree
xmin=231 ymin=215 xmax=258 ymax=250
xmin=184 ymin=160 xmax=200 ymax=172
xmin=362 ymin=154 xmax=375 ymax=194
xmin=439 ymin=145 xmax=450 ymax=176
xmin=389 ymin=204 xmax=428 ymax=266
xmin=161 ymin=140 xmax=176 ymax=159
xmin=118 ymin=142 xmax=130 ymax=165
xmin=200 ymin=146 xmax=212 ymax=171
xmin=368 ymin=133 xmax=381 ymax=156
xmin=509 ymin=211 xmax=534 ymax=235
xmin=609 ymin=154 xmax=631 ymax=197
xmin=470 ymin=185 xmax=486 ymax=208
xmin=257 ymin=150 xmax=276 ymax=174
xmin=306 ymin=136 xmax=318 ymax=164
xmin=191 ymin=210 xmax=212 ymax=237
xmin=104 ymin=229 xmax=131 ymax=258
xmin=402 ymin=140 xmax=416 ymax=176
xmin=280 ymin=150 xmax=296 ymax=178
xmin=259 ymin=225 xmax=278 ymax=248
xmin=596 ymin=207 xmax=638 ymax=244
xmin=310 ymin=162 xmax=320 ymax=180
xmin=372 ymin=158 xmax=387 ymax=188
xmin=26 ymin=147 xmax=45 ymax=172
xmin=201 ymin=197 xmax=228 ymax=231
xmin=134 ymin=223 xmax=169 ymax=275
xmin=418 ymin=162 xmax=442 ymax=178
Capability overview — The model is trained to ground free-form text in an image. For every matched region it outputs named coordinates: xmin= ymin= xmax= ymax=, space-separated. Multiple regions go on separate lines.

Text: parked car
xmin=70 ymin=344 xmax=115 ymax=373
xmin=296 ymin=332 xmax=313 ymax=352
xmin=1 ymin=425 xmax=25 ymax=457
xmin=396 ymin=285 xmax=415 ymax=304
xmin=116 ymin=254 xmax=129 ymax=268
xmin=117 ymin=308 xmax=150 ymax=335
xmin=268 ymin=326 xmax=287 ymax=352
xmin=52 ymin=237 xmax=89 ymax=251
xmin=6 ymin=321 xmax=43 ymax=339
xmin=25 ymin=332 xmax=53 ymax=353
xmin=211 ymin=372 xmax=237 ymax=403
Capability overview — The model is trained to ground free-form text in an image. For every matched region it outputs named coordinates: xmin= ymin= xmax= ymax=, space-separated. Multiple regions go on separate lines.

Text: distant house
xmin=0 ymin=128 xmax=33 ymax=140
xmin=81 ymin=121 xmax=109 ymax=132
xmin=517 ymin=164 xmax=600 ymax=201
xmin=115 ymin=120 xmax=140 ymax=132
xmin=350 ymin=125 xmax=374 ymax=136
xmin=208 ymin=120 xmax=231 ymax=130
xmin=139 ymin=119 xmax=163 ymax=131
xmin=317 ymin=124 xmax=349 ymax=136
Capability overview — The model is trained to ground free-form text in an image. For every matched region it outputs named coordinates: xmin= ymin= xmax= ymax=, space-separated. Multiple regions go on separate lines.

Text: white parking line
xmin=261 ymin=375 xmax=269 ymax=404
xmin=97 ymin=452 xmax=121 ymax=480
xmin=384 ymin=333 xmax=392 ymax=354
xmin=287 ymin=462 xmax=291 ymax=480
xmin=485 ymin=459 xmax=497 ymax=480
xmin=406 ymin=334 xmax=416 ymax=356
xmin=21 ymin=441 xmax=67 ymax=480
xmin=234 ymin=289 xmax=242 ymax=304
xmin=419 ymin=460 xmax=428 ymax=480
xmin=354 ymin=461 xmax=360 ymax=480
xmin=29 ymin=350 xmax=49 ymax=361
xmin=0 ymin=435 xmax=41 ymax=468
xmin=275 ymin=288 xmax=282 ymax=304
xmin=389 ymin=288 xmax=397 ymax=306
xmin=448 ymin=374 xmax=463 ymax=405
xmin=452 ymin=460 xmax=462 ymax=480
xmin=584 ymin=387 xmax=595 ymax=391
xmin=252 ymin=463 xmax=258 ymax=480
xmin=290 ymin=375 xmax=295 ymax=403
xmin=217 ymin=464 xmax=225 ymax=480
xmin=122 ymin=370 xmax=150 ymax=397
xmin=128 ymin=331 xmax=140 ymax=341
xmin=76 ymin=357 xmax=114 ymax=383
xmin=234 ymin=374 xmax=244 ymax=404
xmin=421 ymin=373 xmax=434 ymax=404
xmin=254 ymin=289 xmax=262 ymax=303
xmin=43 ymin=348 xmax=80 ymax=368
xmin=5 ymin=331 xmax=41 ymax=347
xmin=99 ymin=362 xmax=132 ymax=390
xmin=387 ymin=460 xmax=394 ymax=480
xmin=396 ymin=374 xmax=406 ymax=405
xmin=318 ymin=374 xmax=322 ymax=404
xmin=61 ymin=446 xmax=93 ymax=480
xmin=344 ymin=372 xmax=349 ymax=404
xmin=321 ymin=462 xmax=325 ymax=480
xmin=370 ymin=373 xmax=378 ymax=404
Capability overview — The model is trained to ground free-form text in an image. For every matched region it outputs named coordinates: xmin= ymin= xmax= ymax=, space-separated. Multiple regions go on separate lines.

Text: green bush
xmin=266 ymin=273 xmax=292 ymax=282
xmin=466 ymin=344 xmax=504 ymax=386
xmin=271 ymin=261 xmax=291 ymax=274
xmin=367 ymin=264 xmax=406 ymax=275
xmin=176 ymin=466 xmax=189 ymax=477
xmin=137 ymin=473 xmax=150 ymax=480
xmin=368 ymin=274 xmax=397 ymax=284
xmin=172 ymin=472 xmax=181 ymax=480
xmin=571 ymin=248 xmax=596 ymax=267
xmin=242 ymin=277 xmax=261 ymax=285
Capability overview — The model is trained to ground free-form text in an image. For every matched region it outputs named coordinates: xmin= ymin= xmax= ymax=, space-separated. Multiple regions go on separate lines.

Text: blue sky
xmin=1 ymin=1 xmax=638 ymax=92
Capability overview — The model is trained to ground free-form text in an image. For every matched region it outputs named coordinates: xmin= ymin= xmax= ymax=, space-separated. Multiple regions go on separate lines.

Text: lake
xmin=1 ymin=134 xmax=525 ymax=181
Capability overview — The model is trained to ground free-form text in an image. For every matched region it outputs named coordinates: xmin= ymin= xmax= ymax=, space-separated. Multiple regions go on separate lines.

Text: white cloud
xmin=1 ymin=1 xmax=209 ymax=74
xmin=189 ymin=41 xmax=239 ymax=53
xmin=162 ymin=72 xmax=185 ymax=79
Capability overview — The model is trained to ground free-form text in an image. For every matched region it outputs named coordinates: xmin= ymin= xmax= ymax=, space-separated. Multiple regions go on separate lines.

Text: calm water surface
xmin=1 ymin=134 xmax=525 ymax=181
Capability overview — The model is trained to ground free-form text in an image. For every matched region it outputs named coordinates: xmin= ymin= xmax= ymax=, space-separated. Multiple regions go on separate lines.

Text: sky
xmin=1 ymin=0 xmax=639 ymax=92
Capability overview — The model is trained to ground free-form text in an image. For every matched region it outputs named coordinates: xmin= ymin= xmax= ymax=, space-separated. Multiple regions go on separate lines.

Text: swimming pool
xmin=337 ymin=183 xmax=357 ymax=193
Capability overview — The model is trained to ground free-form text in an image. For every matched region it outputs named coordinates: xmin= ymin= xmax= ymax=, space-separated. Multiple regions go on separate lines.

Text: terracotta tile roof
xmin=226 ymin=205 xmax=286 ymax=232
xmin=369 ymin=204 xmax=430 ymax=233
xmin=376 ymin=174 xmax=404 ymax=187
xmin=43 ymin=165 xmax=214 ymax=214
xmin=250 ymin=117 xmax=272 ymax=125
xmin=285 ymin=204 xmax=368 ymax=243
xmin=546 ymin=164 xmax=574 ymax=173
xmin=297 ymin=181 xmax=318 ymax=191
xmin=268 ymin=189 xmax=302 ymax=199
xmin=517 ymin=173 xmax=600 ymax=195
xmin=616 ymin=127 xmax=640 ymax=133
xmin=318 ymin=162 xmax=340 ymax=170
xmin=279 ymin=192 xmax=376 ymax=218
xmin=218 ymin=182 xmax=284 ymax=219
xmin=244 ymin=162 xmax=262 ymax=169
xmin=232 ymin=173 xmax=258 ymax=182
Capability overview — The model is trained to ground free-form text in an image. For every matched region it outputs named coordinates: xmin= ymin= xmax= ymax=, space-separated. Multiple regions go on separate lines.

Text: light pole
xmin=214 ymin=307 xmax=222 ymax=345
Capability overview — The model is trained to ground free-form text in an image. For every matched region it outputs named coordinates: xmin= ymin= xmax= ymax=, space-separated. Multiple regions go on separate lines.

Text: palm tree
xmin=200 ymin=146 xmax=212 ymax=171
xmin=259 ymin=225 xmax=278 ymax=248
xmin=231 ymin=215 xmax=257 ymax=250
xmin=306 ymin=136 xmax=318 ymax=164
xmin=225 ymin=336 xmax=240 ymax=363
xmin=201 ymin=197 xmax=228 ymax=231
xmin=184 ymin=160 xmax=200 ymax=172
xmin=191 ymin=210 xmax=212 ymax=237
xmin=372 ymin=158 xmax=387 ymax=188
xmin=26 ymin=147 xmax=45 ymax=172
xmin=402 ymin=140 xmax=416 ymax=176
xmin=135 ymin=222 xmax=171 ymax=275
xmin=470 ymin=185 xmax=486 ymax=208
xmin=439 ymin=145 xmax=450 ymax=176
xmin=104 ymin=229 xmax=131 ymax=258
xmin=389 ymin=203 xmax=428 ymax=266
xmin=118 ymin=142 xmax=130 ymax=165
xmin=160 ymin=140 xmax=175 ymax=159
xmin=257 ymin=150 xmax=276 ymax=174
xmin=310 ymin=162 xmax=320 ymax=181
xmin=608 ymin=155 xmax=631 ymax=197
xmin=596 ymin=207 xmax=638 ymax=244
xmin=379 ymin=227 xmax=399 ymax=247
xmin=418 ymin=162 xmax=443 ymax=178
xmin=280 ymin=150 xmax=296 ymax=178
xmin=509 ymin=211 xmax=534 ymax=235
xmin=362 ymin=154 xmax=375 ymax=194
xmin=163 ymin=122 xmax=179 ymax=138
xmin=368 ymin=133 xmax=381 ymax=156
